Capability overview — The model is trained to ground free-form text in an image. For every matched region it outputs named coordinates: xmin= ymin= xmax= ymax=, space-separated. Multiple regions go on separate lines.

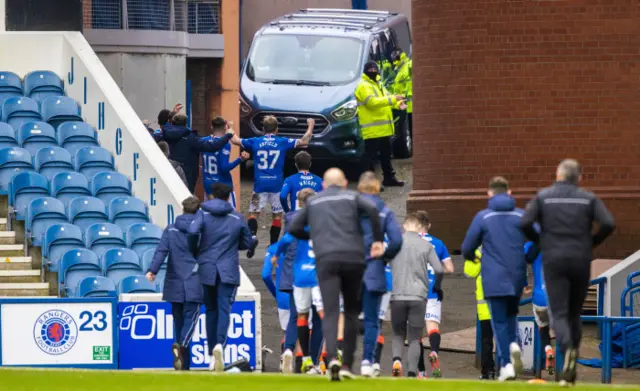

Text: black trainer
xmin=561 ymin=348 xmax=577 ymax=386
xmin=328 ymin=359 xmax=341 ymax=381
xmin=172 ymin=342 xmax=183 ymax=371
xmin=246 ymin=236 xmax=258 ymax=258
xmin=383 ymin=178 xmax=405 ymax=187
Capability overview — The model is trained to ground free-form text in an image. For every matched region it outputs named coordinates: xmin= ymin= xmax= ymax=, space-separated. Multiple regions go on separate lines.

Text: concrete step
xmin=0 ymin=257 xmax=32 ymax=270
xmin=0 ymin=218 xmax=7 ymax=231
xmin=0 ymin=244 xmax=24 ymax=257
xmin=0 ymin=282 xmax=49 ymax=296
xmin=0 ymin=231 xmax=16 ymax=245
xmin=0 ymin=269 xmax=40 ymax=283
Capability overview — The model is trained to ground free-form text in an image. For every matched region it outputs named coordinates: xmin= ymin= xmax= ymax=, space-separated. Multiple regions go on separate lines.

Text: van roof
xmin=262 ymin=8 xmax=408 ymax=37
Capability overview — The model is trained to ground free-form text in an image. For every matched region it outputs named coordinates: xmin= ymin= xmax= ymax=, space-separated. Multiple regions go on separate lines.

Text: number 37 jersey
xmin=242 ymin=134 xmax=297 ymax=193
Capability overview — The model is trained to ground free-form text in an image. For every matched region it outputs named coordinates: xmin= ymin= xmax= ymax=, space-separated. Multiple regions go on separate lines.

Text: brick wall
xmin=409 ymin=0 xmax=640 ymax=258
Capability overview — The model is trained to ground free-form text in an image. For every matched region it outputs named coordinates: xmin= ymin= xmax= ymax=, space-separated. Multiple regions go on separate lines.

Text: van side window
xmin=391 ymin=21 xmax=412 ymax=56
xmin=368 ymin=38 xmax=381 ymax=64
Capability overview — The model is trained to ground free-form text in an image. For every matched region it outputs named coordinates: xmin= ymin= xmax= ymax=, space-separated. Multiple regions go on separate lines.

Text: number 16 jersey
xmin=242 ymin=134 xmax=297 ymax=193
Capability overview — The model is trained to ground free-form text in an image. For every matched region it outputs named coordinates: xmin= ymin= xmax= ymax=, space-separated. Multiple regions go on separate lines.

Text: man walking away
xmin=280 ymin=151 xmax=323 ymax=213
xmin=146 ymin=196 xmax=203 ymax=371
xmin=390 ymin=213 xmax=444 ymax=378
xmin=520 ymin=159 xmax=615 ymax=386
xmin=461 ymin=177 xmax=529 ymax=381
xmin=157 ymin=141 xmax=188 ymax=186
xmin=188 ymin=183 xmax=258 ymax=372
xmin=288 ymin=168 xmax=385 ymax=381
xmin=357 ymin=172 xmax=403 ymax=377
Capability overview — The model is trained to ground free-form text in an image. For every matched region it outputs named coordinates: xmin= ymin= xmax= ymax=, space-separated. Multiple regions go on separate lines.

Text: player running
xmin=279 ymin=151 xmax=322 ymax=213
xmin=415 ymin=210 xmax=453 ymax=378
xmin=230 ymin=115 xmax=314 ymax=245
xmin=201 ymin=117 xmax=249 ymax=207
xmin=261 ymin=241 xmax=291 ymax=354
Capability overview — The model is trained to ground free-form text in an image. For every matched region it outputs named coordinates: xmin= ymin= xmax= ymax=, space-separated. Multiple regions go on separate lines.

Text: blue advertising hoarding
xmin=118 ymin=299 xmax=258 ymax=370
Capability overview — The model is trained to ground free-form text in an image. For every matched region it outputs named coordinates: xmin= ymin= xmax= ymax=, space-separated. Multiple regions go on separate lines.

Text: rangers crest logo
xmin=33 ymin=310 xmax=78 ymax=355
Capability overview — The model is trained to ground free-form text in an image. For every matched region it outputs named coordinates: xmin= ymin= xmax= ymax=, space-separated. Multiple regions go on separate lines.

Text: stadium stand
xmin=42 ymin=223 xmax=85 ymax=272
xmin=76 ymin=276 xmax=117 ymax=298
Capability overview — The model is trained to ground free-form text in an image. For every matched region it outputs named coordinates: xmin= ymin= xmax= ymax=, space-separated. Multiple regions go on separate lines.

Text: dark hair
xmin=157 ymin=141 xmax=170 ymax=157
xmin=212 ymin=116 xmax=226 ymax=133
xmin=211 ymin=182 xmax=232 ymax=201
xmin=391 ymin=48 xmax=403 ymax=62
xmin=182 ymin=196 xmax=201 ymax=214
xmin=294 ymin=151 xmax=312 ymax=171
xmin=157 ymin=109 xmax=171 ymax=126
xmin=263 ymin=115 xmax=278 ymax=133
xmin=172 ymin=113 xmax=188 ymax=127
xmin=414 ymin=210 xmax=430 ymax=228
xmin=297 ymin=188 xmax=316 ymax=207
xmin=488 ymin=176 xmax=509 ymax=194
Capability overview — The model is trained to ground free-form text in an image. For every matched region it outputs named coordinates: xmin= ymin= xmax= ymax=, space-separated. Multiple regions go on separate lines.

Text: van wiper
xmin=260 ymin=79 xmax=329 ymax=86
xmin=295 ymin=80 xmax=330 ymax=86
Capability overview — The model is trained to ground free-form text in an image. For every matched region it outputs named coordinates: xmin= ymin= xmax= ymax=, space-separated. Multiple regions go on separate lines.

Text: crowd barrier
xmin=0 ymin=293 xmax=262 ymax=371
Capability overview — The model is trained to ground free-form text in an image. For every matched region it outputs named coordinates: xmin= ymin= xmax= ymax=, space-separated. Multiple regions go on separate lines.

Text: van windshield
xmin=245 ymin=34 xmax=364 ymax=86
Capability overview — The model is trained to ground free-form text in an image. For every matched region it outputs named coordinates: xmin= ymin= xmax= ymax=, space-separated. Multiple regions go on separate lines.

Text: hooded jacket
xmin=360 ymin=194 xmax=403 ymax=293
xmin=169 ymin=159 xmax=188 ymax=186
xmin=461 ymin=193 xmax=528 ymax=298
xmin=148 ymin=213 xmax=203 ymax=303
xmin=188 ymin=199 xmax=256 ymax=286
xmin=161 ymin=124 xmax=232 ymax=192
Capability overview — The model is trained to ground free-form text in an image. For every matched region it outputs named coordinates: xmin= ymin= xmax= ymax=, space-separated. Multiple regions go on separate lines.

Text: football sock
xmin=270 ymin=218 xmax=282 ymax=245
xmin=429 ymin=330 xmax=441 ymax=354
xmin=297 ymin=318 xmax=311 ymax=357
xmin=248 ymin=217 xmax=258 ymax=236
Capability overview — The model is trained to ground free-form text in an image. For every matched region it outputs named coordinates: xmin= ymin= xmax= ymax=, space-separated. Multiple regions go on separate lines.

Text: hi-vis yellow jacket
xmin=392 ymin=52 xmax=413 ymax=114
xmin=464 ymin=247 xmax=491 ymax=321
xmin=355 ymin=73 xmax=399 ymax=140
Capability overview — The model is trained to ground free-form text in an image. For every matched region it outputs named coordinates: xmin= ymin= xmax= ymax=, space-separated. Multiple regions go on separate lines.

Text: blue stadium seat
xmin=58 ymin=248 xmax=101 ymax=297
xmin=118 ymin=275 xmax=157 ymax=295
xmin=41 ymin=96 xmax=82 ymax=129
xmin=35 ymin=147 xmax=74 ymax=181
xmin=9 ymin=171 xmax=49 ymax=221
xmin=76 ymin=276 xmax=117 ymax=298
xmin=68 ymin=196 xmax=108 ymax=233
xmin=103 ymin=248 xmax=142 ymax=286
xmin=51 ymin=172 xmax=91 ymax=207
xmin=126 ymin=223 xmax=162 ymax=259
xmin=109 ymin=196 xmax=149 ymax=231
xmin=0 ymin=122 xmax=18 ymax=149
xmin=42 ymin=223 xmax=84 ymax=272
xmin=26 ymin=197 xmax=67 ymax=246
xmin=91 ymin=172 xmax=132 ymax=205
xmin=0 ymin=71 xmax=23 ymax=108
xmin=142 ymin=248 xmax=166 ymax=291
xmin=57 ymin=122 xmax=99 ymax=157
xmin=1 ymin=96 xmax=41 ymax=131
xmin=0 ymin=147 xmax=34 ymax=195
xmin=17 ymin=121 xmax=58 ymax=157
xmin=23 ymin=71 xmax=64 ymax=104
xmin=75 ymin=147 xmax=115 ymax=179
xmin=84 ymin=223 xmax=125 ymax=259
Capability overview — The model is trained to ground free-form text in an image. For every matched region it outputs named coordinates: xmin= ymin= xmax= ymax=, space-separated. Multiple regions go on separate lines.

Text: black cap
xmin=364 ymin=61 xmax=379 ymax=72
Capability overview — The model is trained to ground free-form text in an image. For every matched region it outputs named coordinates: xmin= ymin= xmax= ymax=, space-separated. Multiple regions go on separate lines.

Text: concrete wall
xmin=97 ymin=53 xmax=187 ymax=125
xmin=240 ymin=0 xmax=411 ymax=59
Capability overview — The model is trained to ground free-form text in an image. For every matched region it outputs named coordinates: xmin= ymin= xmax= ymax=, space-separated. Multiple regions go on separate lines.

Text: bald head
xmin=323 ymin=168 xmax=348 ymax=189
xmin=557 ymin=159 xmax=581 ymax=184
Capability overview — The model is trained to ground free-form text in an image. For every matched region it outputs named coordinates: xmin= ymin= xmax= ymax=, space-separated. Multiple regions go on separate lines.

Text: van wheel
xmin=393 ymin=117 xmax=412 ymax=159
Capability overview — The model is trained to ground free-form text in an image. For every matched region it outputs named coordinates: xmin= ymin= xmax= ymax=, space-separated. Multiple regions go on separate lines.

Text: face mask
xmin=365 ymin=71 xmax=379 ymax=81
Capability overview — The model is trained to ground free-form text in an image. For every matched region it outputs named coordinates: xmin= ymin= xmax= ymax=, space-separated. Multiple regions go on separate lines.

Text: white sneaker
xmin=281 ymin=349 xmax=293 ymax=374
xmin=510 ymin=342 xmax=523 ymax=375
xmin=339 ymin=367 xmax=355 ymax=380
xmin=372 ymin=363 xmax=381 ymax=378
xmin=208 ymin=355 xmax=216 ymax=371
xmin=360 ymin=360 xmax=373 ymax=377
xmin=306 ymin=366 xmax=322 ymax=375
xmin=498 ymin=363 xmax=516 ymax=381
xmin=212 ymin=344 xmax=224 ymax=372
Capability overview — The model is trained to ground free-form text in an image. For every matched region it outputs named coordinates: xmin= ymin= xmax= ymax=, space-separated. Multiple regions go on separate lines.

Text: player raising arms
xmin=201 ymin=117 xmax=250 ymax=208
xmin=230 ymin=116 xmax=314 ymax=246
xmin=415 ymin=210 xmax=453 ymax=378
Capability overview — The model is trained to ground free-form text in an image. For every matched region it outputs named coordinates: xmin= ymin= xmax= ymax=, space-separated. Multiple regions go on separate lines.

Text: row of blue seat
xmin=0 ymin=71 xmax=64 ymax=106
xmin=60 ymin=247 xmax=165 ymax=297
xmin=73 ymin=275 xmax=159 ymax=298
xmin=1 ymin=96 xmax=82 ymax=130
xmin=0 ymin=121 xmax=99 ymax=155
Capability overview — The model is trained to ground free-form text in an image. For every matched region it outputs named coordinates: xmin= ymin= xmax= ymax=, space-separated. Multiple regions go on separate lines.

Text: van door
xmin=390 ymin=20 xmax=412 ymax=57
xmin=379 ymin=30 xmax=398 ymax=87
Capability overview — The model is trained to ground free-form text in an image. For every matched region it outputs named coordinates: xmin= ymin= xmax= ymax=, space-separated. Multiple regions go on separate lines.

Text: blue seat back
xmin=41 ymin=97 xmax=82 ymax=128
xmin=0 ymin=147 xmax=33 ymax=194
xmin=103 ymin=248 xmax=142 ymax=285
xmin=51 ymin=171 xmax=91 ymax=207
xmin=0 ymin=72 xmax=23 ymax=107
xmin=77 ymin=276 xmax=117 ymax=298
xmin=118 ymin=275 xmax=157 ymax=295
xmin=57 ymin=122 xmax=99 ymax=157
xmin=142 ymin=248 xmax=166 ymax=291
xmin=68 ymin=196 xmax=108 ymax=232
xmin=59 ymin=248 xmax=101 ymax=296
xmin=9 ymin=171 xmax=49 ymax=220
xmin=126 ymin=223 xmax=162 ymax=258
xmin=0 ymin=122 xmax=18 ymax=149
xmin=35 ymin=147 xmax=73 ymax=181
xmin=23 ymin=71 xmax=64 ymax=103
xmin=17 ymin=121 xmax=57 ymax=157
xmin=26 ymin=197 xmax=67 ymax=245
xmin=109 ymin=197 xmax=149 ymax=231
xmin=84 ymin=223 xmax=125 ymax=259
xmin=75 ymin=147 xmax=115 ymax=179
xmin=43 ymin=223 xmax=84 ymax=272
xmin=91 ymin=172 xmax=132 ymax=205
xmin=2 ymin=97 xmax=41 ymax=130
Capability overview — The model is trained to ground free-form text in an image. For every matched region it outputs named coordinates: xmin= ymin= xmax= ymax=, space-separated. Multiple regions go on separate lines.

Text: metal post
xmin=602 ymin=319 xmax=612 ymax=384
xmin=186 ymin=79 xmax=192 ymax=129
xmin=533 ymin=324 xmax=542 ymax=378
xmin=169 ymin=0 xmax=175 ymax=30
xmin=122 ymin=0 xmax=128 ymax=29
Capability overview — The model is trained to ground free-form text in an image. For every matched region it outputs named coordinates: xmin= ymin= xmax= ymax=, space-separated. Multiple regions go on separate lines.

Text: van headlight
xmin=331 ymin=100 xmax=358 ymax=121
xmin=239 ymin=95 xmax=252 ymax=118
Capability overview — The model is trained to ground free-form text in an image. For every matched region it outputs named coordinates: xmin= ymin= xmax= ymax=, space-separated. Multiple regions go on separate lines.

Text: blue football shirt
xmin=201 ymin=136 xmax=241 ymax=194
xmin=280 ymin=171 xmax=323 ymax=212
xmin=241 ymin=135 xmax=297 ymax=193
xmin=420 ymin=233 xmax=451 ymax=300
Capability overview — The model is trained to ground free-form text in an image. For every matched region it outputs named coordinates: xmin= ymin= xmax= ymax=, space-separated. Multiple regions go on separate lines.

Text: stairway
xmin=0 ymin=216 xmax=50 ymax=297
